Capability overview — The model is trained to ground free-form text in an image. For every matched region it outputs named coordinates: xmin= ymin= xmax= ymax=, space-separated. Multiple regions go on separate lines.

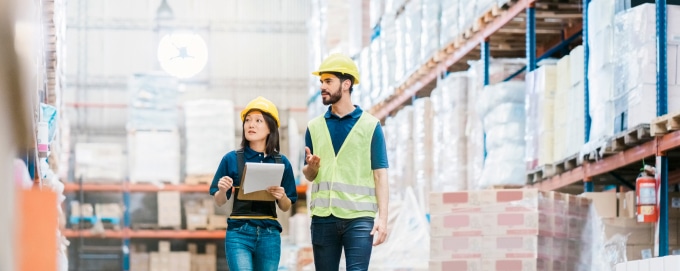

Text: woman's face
xmin=243 ymin=111 xmax=270 ymax=143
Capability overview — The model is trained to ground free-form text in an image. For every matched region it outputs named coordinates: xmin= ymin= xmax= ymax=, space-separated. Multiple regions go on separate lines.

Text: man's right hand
xmin=305 ymin=147 xmax=321 ymax=170
xmin=217 ymin=176 xmax=233 ymax=192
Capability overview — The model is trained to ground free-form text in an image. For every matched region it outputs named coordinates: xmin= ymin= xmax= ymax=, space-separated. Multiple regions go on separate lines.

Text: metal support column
xmin=656 ymin=0 xmax=669 ymax=257
xmin=584 ymin=178 xmax=594 ymax=192
xmin=482 ymin=39 xmax=490 ymax=159
xmin=526 ymin=4 xmax=536 ymax=72
xmin=122 ymin=182 xmax=131 ymax=271
xmin=583 ymin=0 xmax=592 ymax=144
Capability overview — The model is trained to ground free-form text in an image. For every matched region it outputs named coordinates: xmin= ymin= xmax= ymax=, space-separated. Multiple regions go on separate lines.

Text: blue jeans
xmin=224 ymin=223 xmax=281 ymax=271
xmin=311 ymin=217 xmax=374 ymax=271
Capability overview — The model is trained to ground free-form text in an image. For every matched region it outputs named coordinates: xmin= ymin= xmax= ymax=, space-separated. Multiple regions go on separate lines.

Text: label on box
xmin=672 ymin=197 xmax=680 ymax=208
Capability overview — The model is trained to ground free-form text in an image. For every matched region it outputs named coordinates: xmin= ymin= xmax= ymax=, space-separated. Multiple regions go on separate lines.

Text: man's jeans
xmin=311 ymin=217 xmax=374 ymax=271
xmin=225 ymin=223 xmax=280 ymax=271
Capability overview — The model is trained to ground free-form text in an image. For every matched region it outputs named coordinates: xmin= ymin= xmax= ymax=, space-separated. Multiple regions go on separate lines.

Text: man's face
xmin=320 ymin=73 xmax=343 ymax=105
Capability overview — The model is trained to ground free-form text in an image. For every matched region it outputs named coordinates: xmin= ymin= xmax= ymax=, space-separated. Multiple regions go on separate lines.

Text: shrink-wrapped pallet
xmin=183 ymin=100 xmax=235 ymax=178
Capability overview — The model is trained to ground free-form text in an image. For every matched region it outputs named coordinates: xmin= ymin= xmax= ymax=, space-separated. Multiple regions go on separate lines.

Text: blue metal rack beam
xmin=583 ymin=0 xmax=593 ymax=193
xmin=122 ymin=184 xmax=131 ymax=271
xmin=503 ymin=30 xmax=583 ymax=82
xmin=482 ymin=39 xmax=490 ymax=160
xmin=656 ymin=0 xmax=669 ymax=257
xmin=583 ymin=0 xmax=592 ymax=145
xmin=527 ymin=5 xmax=536 ymax=72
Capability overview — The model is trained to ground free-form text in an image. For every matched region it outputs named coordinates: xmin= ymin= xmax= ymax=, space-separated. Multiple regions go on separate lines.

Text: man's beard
xmin=321 ymin=86 xmax=342 ymax=105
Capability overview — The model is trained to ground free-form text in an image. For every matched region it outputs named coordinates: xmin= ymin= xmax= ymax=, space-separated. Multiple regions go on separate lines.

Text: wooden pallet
xmin=610 ymin=124 xmax=651 ymax=152
xmin=69 ymin=216 xmax=121 ymax=230
xmin=553 ymin=154 xmax=580 ymax=176
xmin=490 ymin=185 xmax=525 ymax=190
xmin=526 ymin=164 xmax=555 ymax=184
xmin=184 ymin=174 xmax=213 ymax=185
xmin=651 ymin=111 xmax=680 ymax=136
xmin=131 ymin=223 xmax=180 ymax=231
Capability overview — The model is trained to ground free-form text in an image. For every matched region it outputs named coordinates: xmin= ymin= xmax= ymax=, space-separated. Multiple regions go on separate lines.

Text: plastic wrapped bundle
xmin=420 ymin=0 xmax=440 ymax=62
xmin=413 ymin=98 xmax=434 ymax=212
xmin=440 ymin=0 xmax=460 ymax=46
xmin=383 ymin=117 xmax=400 ymax=199
xmin=380 ymin=13 xmax=398 ymax=90
xmin=128 ymin=130 xmax=181 ymax=184
xmin=394 ymin=13 xmax=408 ymax=85
xmin=439 ymin=73 xmax=469 ymax=192
xmin=466 ymin=59 xmax=525 ymax=188
xmin=404 ymin=0 xmax=422 ymax=73
xmin=613 ymin=4 xmax=680 ymax=132
xmin=370 ymin=38 xmax=383 ymax=104
xmin=477 ymin=82 xmax=526 ymax=188
xmin=127 ymin=73 xmax=179 ymax=130
xmin=525 ymin=64 xmax=557 ymax=170
xmin=357 ymin=47 xmax=372 ymax=109
xmin=394 ymin=107 xmax=414 ymax=192
xmin=184 ymin=100 xmax=235 ymax=176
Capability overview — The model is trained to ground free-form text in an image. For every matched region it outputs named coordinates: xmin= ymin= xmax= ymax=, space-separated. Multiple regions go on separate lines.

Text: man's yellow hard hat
xmin=240 ymin=96 xmax=280 ymax=127
xmin=312 ymin=53 xmax=360 ymax=85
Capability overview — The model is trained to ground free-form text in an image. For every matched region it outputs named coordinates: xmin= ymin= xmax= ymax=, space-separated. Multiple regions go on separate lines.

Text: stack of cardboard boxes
xmin=157 ymin=191 xmax=181 ymax=229
xmin=429 ymin=189 xmax=593 ymax=271
xmin=188 ymin=243 xmax=217 ymax=271
xmin=584 ymin=191 xmax=680 ymax=260
xmin=184 ymin=198 xmax=227 ymax=230
xmin=149 ymin=241 xmax=191 ymax=271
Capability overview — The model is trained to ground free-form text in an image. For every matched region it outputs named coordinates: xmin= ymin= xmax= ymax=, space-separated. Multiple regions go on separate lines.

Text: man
xmin=303 ymin=53 xmax=389 ymax=271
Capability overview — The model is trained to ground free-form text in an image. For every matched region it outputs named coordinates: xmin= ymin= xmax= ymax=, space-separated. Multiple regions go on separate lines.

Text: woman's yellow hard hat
xmin=240 ymin=96 xmax=280 ymax=127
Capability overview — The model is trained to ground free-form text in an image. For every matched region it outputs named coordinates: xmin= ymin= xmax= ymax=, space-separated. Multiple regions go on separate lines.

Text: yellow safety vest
xmin=308 ymin=112 xmax=379 ymax=219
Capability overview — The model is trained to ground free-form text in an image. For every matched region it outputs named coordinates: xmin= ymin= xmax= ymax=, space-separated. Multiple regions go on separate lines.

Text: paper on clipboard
xmin=242 ymin=162 xmax=284 ymax=194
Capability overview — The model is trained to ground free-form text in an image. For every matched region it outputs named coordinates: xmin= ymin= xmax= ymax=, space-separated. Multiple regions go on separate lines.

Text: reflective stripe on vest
xmin=309 ymin=197 xmax=378 ymax=212
xmin=308 ymin=112 xmax=379 ymax=219
xmin=311 ymin=182 xmax=376 ymax=197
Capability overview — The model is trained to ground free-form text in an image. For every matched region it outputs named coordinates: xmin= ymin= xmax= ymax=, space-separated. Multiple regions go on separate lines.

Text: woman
xmin=210 ymin=96 xmax=298 ymax=271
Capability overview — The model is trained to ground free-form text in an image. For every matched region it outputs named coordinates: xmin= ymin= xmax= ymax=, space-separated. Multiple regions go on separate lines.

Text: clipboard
xmin=236 ymin=163 xmax=278 ymax=201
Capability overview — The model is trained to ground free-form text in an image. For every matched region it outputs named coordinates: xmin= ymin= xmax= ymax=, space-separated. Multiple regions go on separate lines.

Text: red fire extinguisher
xmin=636 ymin=165 xmax=658 ymax=223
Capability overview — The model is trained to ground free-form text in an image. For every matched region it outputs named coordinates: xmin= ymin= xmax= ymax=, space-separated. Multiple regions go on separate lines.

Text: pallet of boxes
xmin=188 ymin=243 xmax=217 ymax=271
xmin=584 ymin=190 xmax=680 ymax=261
xmin=429 ymin=189 xmax=597 ymax=271
xmin=184 ymin=198 xmax=227 ymax=231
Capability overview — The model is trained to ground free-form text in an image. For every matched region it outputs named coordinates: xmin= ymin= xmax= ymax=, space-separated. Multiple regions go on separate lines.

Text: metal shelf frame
xmin=362 ymin=0 xmax=677 ymax=258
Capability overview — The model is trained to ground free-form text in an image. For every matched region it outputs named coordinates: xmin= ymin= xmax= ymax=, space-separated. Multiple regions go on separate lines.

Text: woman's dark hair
xmin=240 ymin=109 xmax=280 ymax=155
xmin=327 ymin=72 xmax=355 ymax=93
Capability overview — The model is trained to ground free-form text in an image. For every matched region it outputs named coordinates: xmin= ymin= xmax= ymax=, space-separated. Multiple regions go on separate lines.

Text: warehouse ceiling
xmin=63 ymin=0 xmax=311 ymax=139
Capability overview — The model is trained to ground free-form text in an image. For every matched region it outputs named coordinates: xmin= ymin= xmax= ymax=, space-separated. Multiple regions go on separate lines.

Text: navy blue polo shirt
xmin=209 ymin=146 xmax=298 ymax=232
xmin=304 ymin=105 xmax=389 ymax=170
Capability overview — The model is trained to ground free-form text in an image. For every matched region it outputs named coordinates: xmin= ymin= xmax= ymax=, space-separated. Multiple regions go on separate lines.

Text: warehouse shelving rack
xmin=364 ymin=0 xmax=679 ymax=257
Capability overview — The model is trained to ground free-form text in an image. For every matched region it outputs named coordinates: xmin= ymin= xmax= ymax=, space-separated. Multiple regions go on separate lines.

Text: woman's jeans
xmin=225 ymin=223 xmax=281 ymax=271
xmin=311 ymin=217 xmax=374 ymax=271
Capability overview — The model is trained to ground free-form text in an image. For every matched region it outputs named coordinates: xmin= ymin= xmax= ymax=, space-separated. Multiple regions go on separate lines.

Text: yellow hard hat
xmin=241 ymin=96 xmax=280 ymax=127
xmin=312 ymin=53 xmax=360 ymax=85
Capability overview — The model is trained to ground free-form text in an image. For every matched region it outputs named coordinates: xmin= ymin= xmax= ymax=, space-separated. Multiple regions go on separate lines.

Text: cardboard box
xmin=482 ymin=235 xmax=542 ymax=259
xmin=664 ymin=255 xmax=680 ymax=270
xmin=158 ymin=241 xmax=171 ymax=253
xmin=619 ymin=191 xmax=636 ymax=219
xmin=430 ymin=236 xmax=483 ymax=259
xmin=130 ymin=252 xmax=149 ymax=271
xmin=669 ymin=192 xmax=680 ymax=218
xmin=429 ymin=260 xmax=481 ymax=271
xmin=481 ymin=212 xmax=543 ymax=236
xmin=615 ymin=262 xmax=626 ymax=271
xmin=481 ymin=258 xmax=543 ymax=271
xmin=626 ymin=245 xmax=654 ymax=261
xmin=581 ymin=192 xmax=618 ymax=218
xmin=649 ymin=257 xmax=665 ymax=271
xmin=429 ymin=190 xmax=543 ymax=215
xmin=157 ymin=192 xmax=181 ymax=227
xmin=603 ymin=218 xmax=654 ymax=245
xmin=430 ymin=213 xmax=483 ymax=237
